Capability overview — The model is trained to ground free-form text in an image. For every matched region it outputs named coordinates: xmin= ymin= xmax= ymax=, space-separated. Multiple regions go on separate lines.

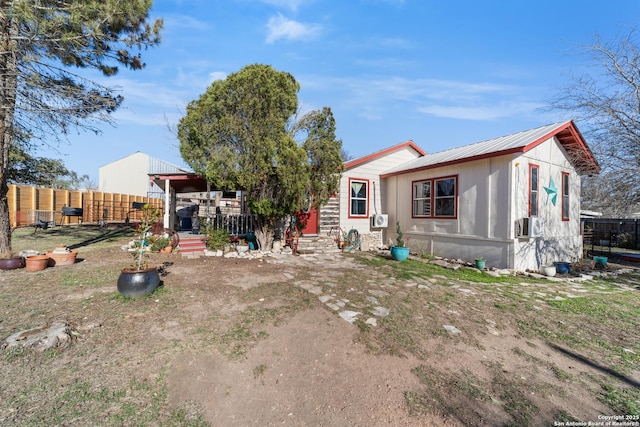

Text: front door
xmin=299 ymin=208 xmax=319 ymax=236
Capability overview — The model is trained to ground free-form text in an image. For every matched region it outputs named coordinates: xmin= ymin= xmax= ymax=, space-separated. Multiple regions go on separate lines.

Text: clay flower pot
xmin=25 ymin=255 xmax=50 ymax=271
xmin=46 ymin=249 xmax=78 ymax=266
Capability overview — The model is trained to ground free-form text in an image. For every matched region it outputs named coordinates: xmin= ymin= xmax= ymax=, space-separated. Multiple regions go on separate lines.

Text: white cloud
xmin=299 ymin=74 xmax=544 ymax=122
xmin=209 ymin=71 xmax=227 ymax=82
xmin=417 ymin=102 xmax=543 ymax=121
xmin=266 ymin=14 xmax=322 ymax=44
xmin=258 ymin=0 xmax=312 ymax=11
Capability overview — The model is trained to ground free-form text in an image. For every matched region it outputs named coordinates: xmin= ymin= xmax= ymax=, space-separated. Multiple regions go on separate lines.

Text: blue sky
xmin=40 ymin=0 xmax=640 ymax=184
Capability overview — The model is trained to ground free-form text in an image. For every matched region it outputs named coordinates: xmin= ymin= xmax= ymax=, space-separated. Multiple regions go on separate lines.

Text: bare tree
xmin=551 ymin=29 xmax=640 ymax=217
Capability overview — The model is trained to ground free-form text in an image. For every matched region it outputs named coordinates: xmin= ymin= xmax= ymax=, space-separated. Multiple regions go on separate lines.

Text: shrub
xmin=205 ymin=227 xmax=230 ymax=250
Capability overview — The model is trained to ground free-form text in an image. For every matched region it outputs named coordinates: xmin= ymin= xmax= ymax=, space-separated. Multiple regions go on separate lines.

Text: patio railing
xmin=204 ymin=214 xmax=257 ymax=237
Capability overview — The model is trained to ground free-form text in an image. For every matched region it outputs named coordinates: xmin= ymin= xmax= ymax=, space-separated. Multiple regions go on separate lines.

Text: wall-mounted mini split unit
xmin=371 ymin=214 xmax=389 ymax=228
xmin=516 ymin=217 xmax=543 ymax=238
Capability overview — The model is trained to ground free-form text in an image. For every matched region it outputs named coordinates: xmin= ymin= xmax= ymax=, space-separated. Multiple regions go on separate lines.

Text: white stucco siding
xmin=512 ymin=137 xmax=583 ymax=271
xmin=339 ymin=147 xmax=422 ymax=240
xmin=386 ymin=156 xmax=511 ymax=264
xmin=383 ymin=137 xmax=584 ymax=270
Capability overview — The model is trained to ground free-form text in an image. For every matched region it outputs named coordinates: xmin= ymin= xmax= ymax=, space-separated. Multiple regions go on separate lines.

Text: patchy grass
xmin=350 ymin=252 xmax=640 ymax=421
xmin=2 ymin=230 xmax=640 ymax=425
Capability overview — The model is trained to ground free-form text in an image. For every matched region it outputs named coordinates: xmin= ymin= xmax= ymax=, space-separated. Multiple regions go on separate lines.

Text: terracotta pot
xmin=117 ymin=266 xmax=160 ymax=298
xmin=160 ymin=246 xmax=172 ymax=254
xmin=25 ymin=255 xmax=50 ymax=271
xmin=46 ymin=249 xmax=78 ymax=266
xmin=0 ymin=256 xmax=25 ymax=270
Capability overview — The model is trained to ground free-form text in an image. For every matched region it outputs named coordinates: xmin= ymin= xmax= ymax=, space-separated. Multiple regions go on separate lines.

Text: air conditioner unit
xmin=516 ymin=217 xmax=543 ymax=238
xmin=371 ymin=214 xmax=389 ymax=228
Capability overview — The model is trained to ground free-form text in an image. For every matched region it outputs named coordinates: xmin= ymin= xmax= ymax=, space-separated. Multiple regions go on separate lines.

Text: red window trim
xmin=528 ymin=164 xmax=539 ymax=217
xmin=411 ymin=178 xmax=432 ymax=218
xmin=411 ymin=174 xmax=458 ymax=219
xmin=561 ymin=171 xmax=570 ymax=221
xmin=348 ymin=177 xmax=369 ymax=219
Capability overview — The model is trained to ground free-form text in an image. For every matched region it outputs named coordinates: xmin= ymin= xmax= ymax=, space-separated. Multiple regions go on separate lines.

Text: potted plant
xmin=150 ymin=236 xmax=171 ymax=253
xmin=117 ymin=204 xmax=161 ymax=298
xmin=390 ymin=221 xmax=410 ymax=261
xmin=236 ymin=238 xmax=250 ymax=253
xmin=474 ymin=257 xmax=486 ymax=270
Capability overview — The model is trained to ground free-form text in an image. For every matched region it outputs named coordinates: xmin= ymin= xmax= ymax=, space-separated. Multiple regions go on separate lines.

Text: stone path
xmin=262 ymin=252 xmax=639 ymax=330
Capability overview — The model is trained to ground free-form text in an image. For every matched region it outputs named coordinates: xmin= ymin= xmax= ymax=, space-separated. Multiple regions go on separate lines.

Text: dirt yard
xmin=1 ymin=226 xmax=639 ymax=426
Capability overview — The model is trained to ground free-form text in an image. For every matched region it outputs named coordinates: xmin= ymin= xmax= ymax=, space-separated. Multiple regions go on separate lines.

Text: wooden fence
xmin=8 ymin=184 xmax=163 ymax=227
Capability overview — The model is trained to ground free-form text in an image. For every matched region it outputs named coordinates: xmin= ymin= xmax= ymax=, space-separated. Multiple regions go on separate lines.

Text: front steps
xmin=179 ymin=235 xmax=207 ymax=255
xmin=295 ymin=234 xmax=341 ymax=255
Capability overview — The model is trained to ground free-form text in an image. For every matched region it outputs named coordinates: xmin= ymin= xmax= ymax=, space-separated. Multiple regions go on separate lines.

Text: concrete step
xmin=179 ymin=236 xmax=207 ymax=254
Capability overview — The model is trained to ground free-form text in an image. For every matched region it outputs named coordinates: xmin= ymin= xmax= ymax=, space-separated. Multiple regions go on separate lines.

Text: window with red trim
xmin=412 ymin=175 xmax=457 ymax=218
xmin=529 ymin=164 xmax=539 ymax=216
xmin=562 ymin=172 xmax=570 ymax=221
xmin=349 ymin=179 xmax=368 ymax=217
xmin=413 ymin=180 xmax=432 ymax=217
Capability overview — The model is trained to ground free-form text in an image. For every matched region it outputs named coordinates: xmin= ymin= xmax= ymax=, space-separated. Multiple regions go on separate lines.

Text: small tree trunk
xmin=254 ymin=217 xmax=275 ymax=251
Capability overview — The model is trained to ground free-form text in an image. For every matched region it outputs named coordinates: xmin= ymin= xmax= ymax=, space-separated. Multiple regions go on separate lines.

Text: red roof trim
xmin=148 ymin=173 xmax=201 ymax=181
xmin=344 ymin=141 xmax=426 ymax=170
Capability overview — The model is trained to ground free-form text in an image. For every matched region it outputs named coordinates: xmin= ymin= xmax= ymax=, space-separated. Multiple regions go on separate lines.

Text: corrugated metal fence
xmin=8 ymin=184 xmax=163 ymax=227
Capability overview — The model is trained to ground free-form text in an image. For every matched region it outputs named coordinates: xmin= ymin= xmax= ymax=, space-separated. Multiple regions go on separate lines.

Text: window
xmin=435 ymin=177 xmax=456 ymax=217
xmin=562 ymin=172 xmax=569 ymax=221
xmin=349 ymin=179 xmax=368 ymax=217
xmin=529 ymin=164 xmax=539 ymax=216
xmin=411 ymin=175 xmax=457 ymax=218
xmin=413 ymin=180 xmax=431 ymax=217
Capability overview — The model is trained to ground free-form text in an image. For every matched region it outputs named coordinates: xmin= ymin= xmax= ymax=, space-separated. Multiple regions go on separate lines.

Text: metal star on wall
xmin=543 ymin=177 xmax=558 ymax=206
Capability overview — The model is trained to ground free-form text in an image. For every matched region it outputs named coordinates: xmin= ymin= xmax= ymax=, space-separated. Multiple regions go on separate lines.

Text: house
xmin=337 ymin=121 xmax=600 ymax=271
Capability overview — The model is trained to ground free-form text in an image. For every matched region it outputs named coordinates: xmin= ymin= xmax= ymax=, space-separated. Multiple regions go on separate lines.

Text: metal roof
xmin=381 ymin=121 xmax=600 ymax=177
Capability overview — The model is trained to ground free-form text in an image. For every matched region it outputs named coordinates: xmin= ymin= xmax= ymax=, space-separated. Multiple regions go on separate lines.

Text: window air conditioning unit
xmin=516 ymin=217 xmax=543 ymax=238
xmin=371 ymin=214 xmax=389 ymax=228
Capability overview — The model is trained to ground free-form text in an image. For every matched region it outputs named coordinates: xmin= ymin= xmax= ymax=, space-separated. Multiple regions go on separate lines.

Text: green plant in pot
xmin=150 ymin=236 xmax=170 ymax=253
xmin=118 ymin=204 xmax=161 ymax=298
xmin=390 ymin=221 xmax=410 ymax=261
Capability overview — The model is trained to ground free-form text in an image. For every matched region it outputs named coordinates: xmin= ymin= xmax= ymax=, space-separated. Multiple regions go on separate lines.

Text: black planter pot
xmin=117 ymin=266 xmax=160 ymax=298
xmin=0 ymin=256 xmax=25 ymax=270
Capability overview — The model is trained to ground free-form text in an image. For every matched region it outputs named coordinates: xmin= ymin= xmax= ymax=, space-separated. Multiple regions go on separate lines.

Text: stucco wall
xmin=339 ymin=147 xmax=422 ymax=246
xmin=384 ymin=136 xmax=584 ymax=271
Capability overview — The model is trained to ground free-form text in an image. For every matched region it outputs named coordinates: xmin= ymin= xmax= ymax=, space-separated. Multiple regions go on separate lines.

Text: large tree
xmin=551 ymin=29 xmax=640 ymax=217
xmin=178 ymin=64 xmax=343 ymax=250
xmin=0 ymin=1 xmax=162 ymax=256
